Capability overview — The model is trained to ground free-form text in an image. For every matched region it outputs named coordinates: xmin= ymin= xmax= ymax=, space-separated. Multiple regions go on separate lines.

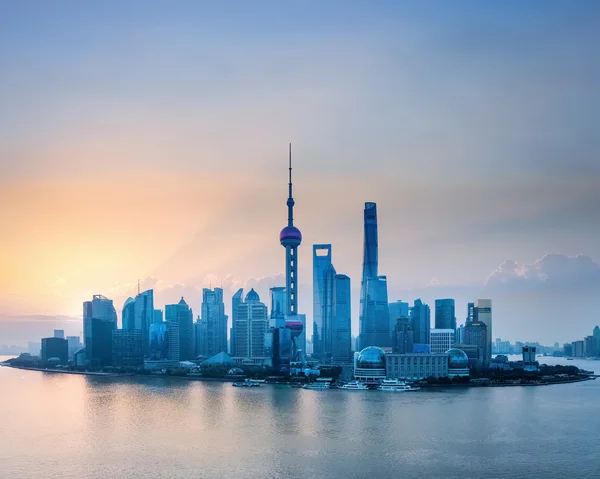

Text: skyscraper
xmin=230 ymin=288 xmax=244 ymax=356
xmin=392 ymin=317 xmax=413 ymax=354
xmin=474 ymin=299 xmax=492 ymax=364
xmin=269 ymin=286 xmax=286 ymax=328
xmin=165 ymin=297 xmax=194 ymax=360
xmin=410 ymin=299 xmax=431 ymax=347
xmin=197 ymin=287 xmax=228 ymax=357
xmin=134 ymin=289 xmax=154 ymax=356
xmin=83 ymin=294 xmax=117 ymax=365
xmin=122 ymin=297 xmax=135 ymax=329
xmin=466 ymin=302 xmax=475 ymax=323
xmin=279 ymin=144 xmax=304 ymax=361
xmin=389 ymin=300 xmax=409 ymax=343
xmin=234 ymin=289 xmax=268 ymax=359
xmin=464 ymin=320 xmax=489 ymax=367
xmin=313 ymin=244 xmax=335 ymax=360
xmin=435 ymin=299 xmax=456 ymax=330
xmin=331 ymin=274 xmax=352 ymax=363
xmin=359 ymin=202 xmax=390 ymax=349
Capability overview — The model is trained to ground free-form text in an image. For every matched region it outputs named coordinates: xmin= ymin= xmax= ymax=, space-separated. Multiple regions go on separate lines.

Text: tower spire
xmin=287 ymin=143 xmax=294 ymax=227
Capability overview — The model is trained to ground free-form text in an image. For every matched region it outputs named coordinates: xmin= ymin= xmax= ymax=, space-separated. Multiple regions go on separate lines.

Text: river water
xmin=1 ymin=356 xmax=598 ymax=478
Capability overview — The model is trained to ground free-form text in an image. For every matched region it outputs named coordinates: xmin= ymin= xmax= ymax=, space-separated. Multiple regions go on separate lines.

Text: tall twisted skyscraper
xmin=358 ymin=202 xmax=390 ymax=350
xmin=279 ymin=144 xmax=305 ymax=360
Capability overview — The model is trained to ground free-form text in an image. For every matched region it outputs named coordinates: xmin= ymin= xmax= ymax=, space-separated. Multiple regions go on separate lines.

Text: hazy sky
xmin=1 ymin=1 xmax=599 ymax=344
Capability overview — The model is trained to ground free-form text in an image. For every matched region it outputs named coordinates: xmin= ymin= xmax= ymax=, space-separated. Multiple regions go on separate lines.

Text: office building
xmin=410 ymin=299 xmax=431 ymax=347
xmin=430 ymin=329 xmax=455 ymax=354
xmin=584 ymin=336 xmax=595 ymax=357
xmin=230 ymin=288 xmax=244 ymax=356
xmin=563 ymin=343 xmax=573 ymax=357
xmin=167 ymin=321 xmax=180 ymax=361
xmin=389 ymin=300 xmax=409 ymax=341
xmin=197 ymin=288 xmax=228 ymax=357
xmin=153 ymin=309 xmax=163 ymax=324
xmin=83 ymin=295 xmax=117 ymax=365
xmin=67 ymin=336 xmax=81 ymax=360
xmin=53 ymin=329 xmax=65 ymax=339
xmin=165 ymin=297 xmax=194 ymax=360
xmin=435 ymin=299 xmax=456 ymax=331
xmin=466 ymin=302 xmax=475 ymax=323
xmin=269 ymin=286 xmax=287 ymax=328
xmin=359 ymin=202 xmax=390 ymax=349
xmin=456 ymin=324 xmax=465 ymax=344
xmin=463 ymin=320 xmax=488 ymax=367
xmin=264 ymin=326 xmax=292 ymax=373
xmin=112 ymin=329 xmax=143 ymax=367
xmin=122 ymin=297 xmax=135 ymax=329
xmin=386 ymin=353 xmax=449 ymax=381
xmin=234 ymin=289 xmax=269 ymax=359
xmin=331 ymin=274 xmax=352 ymax=363
xmin=134 ymin=289 xmax=154 ymax=356
xmin=572 ymin=340 xmax=584 ymax=358
xmin=392 ymin=317 xmax=413 ymax=354
xmin=473 ymin=299 xmax=492 ymax=363
xmin=522 ymin=345 xmax=537 ymax=365
xmin=313 ymin=244 xmax=335 ymax=360
xmin=149 ymin=322 xmax=169 ymax=359
xmin=41 ymin=337 xmax=68 ymax=363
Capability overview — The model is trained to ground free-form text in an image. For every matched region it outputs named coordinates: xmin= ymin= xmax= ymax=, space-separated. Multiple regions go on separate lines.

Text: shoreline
xmin=3 ymin=364 xmax=596 ymax=388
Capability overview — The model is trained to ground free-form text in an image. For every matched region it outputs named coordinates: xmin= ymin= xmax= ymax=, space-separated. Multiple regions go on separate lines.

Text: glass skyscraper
xmin=410 ymin=298 xmax=431 ymax=347
xmin=473 ymin=299 xmax=492 ymax=364
xmin=165 ymin=297 xmax=194 ymax=360
xmin=269 ymin=286 xmax=287 ymax=328
xmin=197 ymin=287 xmax=228 ymax=357
xmin=435 ymin=299 xmax=456 ymax=330
xmin=331 ymin=274 xmax=352 ymax=363
xmin=83 ymin=294 xmax=117 ymax=365
xmin=359 ymin=202 xmax=390 ymax=349
xmin=313 ymin=244 xmax=335 ymax=360
xmin=234 ymin=289 xmax=268 ymax=359
xmin=134 ymin=289 xmax=154 ymax=356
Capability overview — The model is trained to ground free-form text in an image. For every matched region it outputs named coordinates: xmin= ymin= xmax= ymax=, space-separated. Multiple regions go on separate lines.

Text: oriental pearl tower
xmin=280 ymin=144 xmax=304 ymax=362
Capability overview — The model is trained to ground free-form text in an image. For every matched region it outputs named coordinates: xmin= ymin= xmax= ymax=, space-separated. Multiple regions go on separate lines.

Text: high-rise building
xmin=41 ymin=337 xmax=68 ymax=363
xmin=473 ymin=299 xmax=492 ymax=364
xmin=464 ymin=320 xmax=488 ymax=367
xmin=165 ymin=297 xmax=194 ymax=360
xmin=313 ymin=244 xmax=336 ymax=360
xmin=230 ymin=288 xmax=244 ymax=356
xmin=122 ymin=297 xmax=135 ymax=329
xmin=279 ymin=144 xmax=305 ymax=362
xmin=331 ymin=274 xmax=352 ymax=363
xmin=456 ymin=324 xmax=465 ymax=344
xmin=83 ymin=295 xmax=117 ymax=365
xmin=134 ymin=289 xmax=154 ymax=356
xmin=466 ymin=302 xmax=475 ymax=323
xmin=410 ymin=299 xmax=431 ymax=347
xmin=167 ymin=321 xmax=180 ymax=361
xmin=392 ymin=317 xmax=414 ymax=354
xmin=67 ymin=336 xmax=81 ymax=360
xmin=389 ymin=300 xmax=409 ymax=345
xmin=53 ymin=329 xmax=65 ymax=339
xmin=153 ymin=309 xmax=163 ymax=324
xmin=112 ymin=329 xmax=143 ymax=367
xmin=269 ymin=286 xmax=287 ymax=328
xmin=149 ymin=322 xmax=169 ymax=359
xmin=264 ymin=326 xmax=292 ymax=373
xmin=594 ymin=326 xmax=600 ymax=357
xmin=584 ymin=336 xmax=595 ymax=357
xmin=197 ymin=288 xmax=228 ymax=357
xmin=234 ymin=289 xmax=268 ymax=359
xmin=359 ymin=202 xmax=390 ymax=349
xmin=572 ymin=340 xmax=584 ymax=358
xmin=430 ymin=329 xmax=455 ymax=354
xmin=435 ymin=299 xmax=456 ymax=331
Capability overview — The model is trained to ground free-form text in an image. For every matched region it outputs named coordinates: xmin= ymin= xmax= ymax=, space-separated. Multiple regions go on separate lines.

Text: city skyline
xmin=1 ymin=2 xmax=600 ymax=345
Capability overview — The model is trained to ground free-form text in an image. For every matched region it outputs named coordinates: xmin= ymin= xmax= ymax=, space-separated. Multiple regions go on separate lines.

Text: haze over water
xmin=1 ymin=356 xmax=598 ymax=479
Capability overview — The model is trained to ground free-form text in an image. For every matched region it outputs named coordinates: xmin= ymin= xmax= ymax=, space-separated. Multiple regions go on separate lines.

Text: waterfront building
xmin=572 ymin=340 xmax=584 ymax=358
xmin=53 ymin=329 xmax=65 ymax=339
xmin=153 ymin=309 xmax=163 ymax=324
xmin=430 ymin=329 xmax=455 ymax=354
xmin=385 ymin=353 xmax=449 ymax=381
xmin=149 ymin=322 xmax=169 ymax=359
xmin=435 ymin=299 xmax=456 ymax=331
xmin=463 ymin=320 xmax=489 ymax=367
xmin=122 ymin=297 xmax=135 ymax=329
xmin=230 ymin=288 xmax=244 ymax=356
xmin=392 ymin=317 xmax=414 ymax=354
xmin=197 ymin=288 xmax=228 ymax=357
xmin=389 ymin=300 xmax=409 ymax=344
xmin=466 ymin=302 xmax=475 ymax=323
xmin=165 ymin=298 xmax=194 ymax=360
xmin=234 ymin=289 xmax=269 ymax=359
xmin=83 ymin=295 xmax=117 ymax=366
xmin=269 ymin=286 xmax=287 ymax=328
xmin=563 ymin=343 xmax=573 ymax=357
xmin=167 ymin=321 xmax=180 ymax=361
xmin=41 ymin=337 xmax=68 ymax=363
xmin=313 ymin=244 xmax=335 ymax=360
xmin=447 ymin=348 xmax=470 ymax=378
xmin=522 ymin=345 xmax=537 ymax=370
xmin=584 ymin=336 xmax=595 ymax=357
xmin=331 ymin=274 xmax=352 ymax=363
xmin=359 ymin=202 xmax=390 ymax=350
xmin=473 ymin=299 xmax=492 ymax=364
xmin=264 ymin=326 xmax=292 ymax=373
xmin=134 ymin=289 xmax=154 ymax=356
xmin=594 ymin=326 xmax=600 ymax=357
xmin=410 ymin=299 xmax=431 ymax=347
xmin=67 ymin=336 xmax=81 ymax=360
xmin=453 ymin=343 xmax=480 ymax=369
xmin=279 ymin=145 xmax=305 ymax=363
xmin=354 ymin=346 xmax=387 ymax=382
xmin=112 ymin=329 xmax=143 ymax=367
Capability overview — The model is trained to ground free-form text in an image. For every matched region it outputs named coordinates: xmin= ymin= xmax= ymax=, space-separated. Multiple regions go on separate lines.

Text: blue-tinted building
xmin=313 ymin=244 xmax=335 ymax=360
xmin=198 ymin=287 xmax=228 ymax=357
xmin=269 ymin=286 xmax=287 ymax=328
xmin=134 ymin=289 xmax=154 ymax=356
xmin=83 ymin=294 xmax=117 ymax=365
xmin=112 ymin=329 xmax=143 ymax=367
xmin=410 ymin=299 xmax=431 ymax=346
xmin=389 ymin=300 xmax=409 ymax=342
xmin=332 ymin=274 xmax=352 ymax=363
xmin=122 ymin=297 xmax=135 ymax=329
xmin=359 ymin=202 xmax=390 ymax=349
xmin=265 ymin=326 xmax=292 ymax=374
xmin=435 ymin=299 xmax=456 ymax=330
xmin=41 ymin=337 xmax=68 ymax=363
xmin=149 ymin=322 xmax=169 ymax=359
xmin=230 ymin=288 xmax=244 ymax=356
xmin=165 ymin=297 xmax=194 ymax=360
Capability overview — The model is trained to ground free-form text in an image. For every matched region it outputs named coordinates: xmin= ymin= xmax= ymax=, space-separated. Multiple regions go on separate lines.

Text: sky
xmin=1 ymin=1 xmax=599 ymax=345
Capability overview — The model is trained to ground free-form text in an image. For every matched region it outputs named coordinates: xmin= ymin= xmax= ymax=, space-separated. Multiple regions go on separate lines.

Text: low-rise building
xmin=41 ymin=337 xmax=68 ymax=364
xmin=385 ymin=353 xmax=448 ymax=381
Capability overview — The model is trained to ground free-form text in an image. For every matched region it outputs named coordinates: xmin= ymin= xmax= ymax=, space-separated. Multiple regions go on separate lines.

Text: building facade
xmin=430 ymin=329 xmax=455 ymax=354
xmin=389 ymin=300 xmax=409 ymax=343
xmin=331 ymin=274 xmax=352 ymax=363
xmin=392 ymin=317 xmax=414 ymax=354
xmin=165 ymin=297 xmax=194 ymax=360
xmin=435 ymin=299 xmax=456 ymax=330
xmin=313 ymin=244 xmax=335 ymax=360
xmin=122 ymin=297 xmax=135 ymax=330
xmin=463 ymin=320 xmax=489 ymax=367
xmin=112 ymin=329 xmax=143 ymax=367
xmin=385 ymin=353 xmax=449 ymax=381
xmin=474 ymin=299 xmax=492 ymax=364
xmin=134 ymin=289 xmax=154 ymax=356
xmin=41 ymin=337 xmax=68 ymax=363
xmin=269 ymin=286 xmax=287 ymax=328
xmin=234 ymin=289 xmax=269 ymax=359
xmin=197 ymin=287 xmax=228 ymax=357
xmin=410 ymin=299 xmax=431 ymax=347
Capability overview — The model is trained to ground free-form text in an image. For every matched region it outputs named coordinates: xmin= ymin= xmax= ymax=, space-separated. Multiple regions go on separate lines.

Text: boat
xmin=232 ymin=379 xmax=261 ymax=387
xmin=302 ymin=381 xmax=331 ymax=390
xmin=339 ymin=381 xmax=369 ymax=390
xmin=377 ymin=379 xmax=420 ymax=392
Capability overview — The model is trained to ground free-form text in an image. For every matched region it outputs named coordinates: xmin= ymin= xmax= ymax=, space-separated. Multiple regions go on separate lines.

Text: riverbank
xmin=2 ymin=364 xmax=132 ymax=377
